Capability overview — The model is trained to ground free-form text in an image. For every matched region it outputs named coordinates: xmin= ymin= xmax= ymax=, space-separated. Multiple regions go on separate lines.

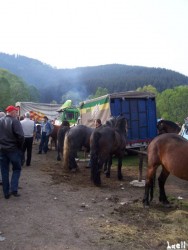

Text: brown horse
xmin=143 ymin=133 xmax=188 ymax=208
xmin=157 ymin=119 xmax=181 ymax=134
xmin=62 ymin=125 xmax=94 ymax=171
xmin=49 ymin=124 xmax=60 ymax=150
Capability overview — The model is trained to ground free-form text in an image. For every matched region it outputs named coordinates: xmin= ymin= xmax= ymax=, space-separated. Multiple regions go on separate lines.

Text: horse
xmin=49 ymin=124 xmax=60 ymax=150
xmin=143 ymin=133 xmax=188 ymax=208
xmin=90 ymin=116 xmax=127 ymax=186
xmin=62 ymin=125 xmax=94 ymax=171
xmin=157 ymin=119 xmax=181 ymax=135
xmin=56 ymin=120 xmax=70 ymax=161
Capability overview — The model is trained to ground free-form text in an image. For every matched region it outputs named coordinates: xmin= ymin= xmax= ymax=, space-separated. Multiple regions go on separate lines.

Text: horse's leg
xmin=69 ymin=149 xmax=79 ymax=171
xmin=57 ymin=141 xmax=61 ymax=161
xmin=143 ymin=167 xmax=156 ymax=208
xmin=103 ymin=160 xmax=107 ymax=173
xmin=117 ymin=157 xmax=123 ymax=180
xmin=55 ymin=138 xmax=57 ymax=151
xmin=158 ymin=167 xmax=170 ymax=207
xmin=104 ymin=156 xmax=112 ymax=178
xmin=90 ymin=155 xmax=101 ymax=186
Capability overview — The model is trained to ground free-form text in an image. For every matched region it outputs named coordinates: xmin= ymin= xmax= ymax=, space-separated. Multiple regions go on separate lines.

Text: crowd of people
xmin=0 ymin=104 xmax=103 ymax=200
xmin=0 ymin=105 xmax=54 ymax=199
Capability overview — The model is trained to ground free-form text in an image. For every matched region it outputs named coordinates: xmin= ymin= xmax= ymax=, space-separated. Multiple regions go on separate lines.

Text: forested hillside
xmin=0 ymin=52 xmax=188 ymax=104
xmin=0 ymin=68 xmax=39 ymax=110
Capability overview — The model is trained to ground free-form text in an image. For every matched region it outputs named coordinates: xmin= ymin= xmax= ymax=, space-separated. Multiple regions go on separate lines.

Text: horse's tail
xmin=62 ymin=133 xmax=70 ymax=171
xmin=57 ymin=126 xmax=70 ymax=161
xmin=90 ymin=131 xmax=101 ymax=185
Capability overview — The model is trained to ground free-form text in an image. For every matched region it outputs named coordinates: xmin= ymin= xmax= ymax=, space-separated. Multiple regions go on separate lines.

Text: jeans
xmin=39 ymin=132 xmax=49 ymax=153
xmin=22 ymin=137 xmax=33 ymax=166
xmin=0 ymin=150 xmax=22 ymax=196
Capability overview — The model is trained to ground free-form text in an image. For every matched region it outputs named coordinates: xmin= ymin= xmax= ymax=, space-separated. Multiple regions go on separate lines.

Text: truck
xmin=15 ymin=100 xmax=80 ymax=126
xmin=56 ymin=100 xmax=80 ymax=126
xmin=79 ymin=91 xmax=157 ymax=149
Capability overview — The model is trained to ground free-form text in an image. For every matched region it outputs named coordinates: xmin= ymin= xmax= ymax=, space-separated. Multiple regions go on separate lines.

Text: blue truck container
xmin=79 ymin=91 xmax=157 ymax=149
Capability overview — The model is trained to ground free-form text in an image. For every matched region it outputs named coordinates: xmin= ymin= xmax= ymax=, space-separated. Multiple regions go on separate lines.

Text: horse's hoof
xmin=143 ymin=204 xmax=150 ymax=209
xmin=162 ymin=202 xmax=171 ymax=208
xmin=105 ymin=173 xmax=110 ymax=178
xmin=57 ymin=157 xmax=61 ymax=161
xmin=143 ymin=199 xmax=150 ymax=208
xmin=94 ymin=179 xmax=101 ymax=186
xmin=70 ymin=168 xmax=77 ymax=173
xmin=118 ymin=175 xmax=123 ymax=180
xmin=94 ymin=182 xmax=101 ymax=187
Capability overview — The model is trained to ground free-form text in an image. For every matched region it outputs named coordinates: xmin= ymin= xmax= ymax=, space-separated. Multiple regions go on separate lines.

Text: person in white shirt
xmin=21 ymin=112 xmax=36 ymax=166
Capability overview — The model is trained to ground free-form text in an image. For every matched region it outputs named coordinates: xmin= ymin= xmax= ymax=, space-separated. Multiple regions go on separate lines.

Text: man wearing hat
xmin=0 ymin=111 xmax=5 ymax=184
xmin=0 ymin=105 xmax=24 ymax=199
xmin=38 ymin=116 xmax=53 ymax=154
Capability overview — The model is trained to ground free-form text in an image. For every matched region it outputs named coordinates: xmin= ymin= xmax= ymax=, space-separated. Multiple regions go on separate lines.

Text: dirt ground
xmin=0 ymin=143 xmax=188 ymax=250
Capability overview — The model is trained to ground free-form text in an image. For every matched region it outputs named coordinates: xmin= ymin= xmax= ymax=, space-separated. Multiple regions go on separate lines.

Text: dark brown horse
xmin=90 ymin=116 xmax=127 ymax=186
xmin=143 ymin=133 xmax=188 ymax=208
xmin=62 ymin=125 xmax=94 ymax=171
xmin=157 ymin=119 xmax=181 ymax=134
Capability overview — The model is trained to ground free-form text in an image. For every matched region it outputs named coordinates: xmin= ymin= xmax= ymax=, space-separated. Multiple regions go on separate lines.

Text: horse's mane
xmin=158 ymin=119 xmax=180 ymax=129
xmin=62 ymin=120 xmax=70 ymax=127
xmin=105 ymin=117 xmax=116 ymax=127
xmin=105 ymin=116 xmax=126 ymax=134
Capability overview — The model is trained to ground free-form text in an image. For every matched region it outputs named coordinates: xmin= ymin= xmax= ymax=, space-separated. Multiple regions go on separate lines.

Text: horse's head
xmin=157 ymin=120 xmax=166 ymax=134
xmin=157 ymin=119 xmax=181 ymax=134
xmin=105 ymin=117 xmax=116 ymax=127
xmin=62 ymin=120 xmax=70 ymax=127
xmin=115 ymin=116 xmax=127 ymax=135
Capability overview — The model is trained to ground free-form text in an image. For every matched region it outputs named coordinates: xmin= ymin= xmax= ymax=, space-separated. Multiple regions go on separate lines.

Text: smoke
xmin=61 ymin=87 xmax=89 ymax=106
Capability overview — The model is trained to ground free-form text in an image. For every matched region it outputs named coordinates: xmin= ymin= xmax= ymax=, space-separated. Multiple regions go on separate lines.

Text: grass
xmin=98 ymin=201 xmax=188 ymax=249
xmin=78 ymin=151 xmax=141 ymax=167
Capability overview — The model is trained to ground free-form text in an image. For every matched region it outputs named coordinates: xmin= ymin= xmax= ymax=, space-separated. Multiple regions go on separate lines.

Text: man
xmin=0 ymin=112 xmax=5 ymax=118
xmin=0 ymin=105 xmax=24 ymax=199
xmin=0 ymin=111 xmax=5 ymax=185
xmin=21 ymin=112 xmax=36 ymax=166
xmin=95 ymin=118 xmax=102 ymax=128
xmin=38 ymin=116 xmax=53 ymax=154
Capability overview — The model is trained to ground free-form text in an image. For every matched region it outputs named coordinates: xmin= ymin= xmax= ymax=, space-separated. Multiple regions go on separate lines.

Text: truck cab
xmin=56 ymin=107 xmax=80 ymax=126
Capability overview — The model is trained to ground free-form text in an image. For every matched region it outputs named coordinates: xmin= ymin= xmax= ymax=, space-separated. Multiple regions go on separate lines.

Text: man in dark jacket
xmin=0 ymin=105 xmax=24 ymax=199
xmin=38 ymin=116 xmax=53 ymax=154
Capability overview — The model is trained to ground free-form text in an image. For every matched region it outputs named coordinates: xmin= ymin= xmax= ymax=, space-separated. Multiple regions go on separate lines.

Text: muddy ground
xmin=0 ymin=143 xmax=188 ymax=250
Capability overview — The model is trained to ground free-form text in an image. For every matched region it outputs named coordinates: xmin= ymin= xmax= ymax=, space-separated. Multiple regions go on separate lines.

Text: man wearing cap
xmin=38 ymin=116 xmax=53 ymax=154
xmin=0 ymin=111 xmax=5 ymax=185
xmin=21 ymin=112 xmax=36 ymax=166
xmin=0 ymin=105 xmax=24 ymax=199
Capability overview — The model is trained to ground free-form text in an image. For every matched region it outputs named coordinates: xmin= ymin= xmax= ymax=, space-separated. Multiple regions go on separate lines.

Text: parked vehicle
xmin=79 ymin=91 xmax=157 ymax=149
xmin=15 ymin=100 xmax=79 ymax=126
xmin=15 ymin=101 xmax=61 ymax=122
xmin=56 ymin=100 xmax=80 ymax=126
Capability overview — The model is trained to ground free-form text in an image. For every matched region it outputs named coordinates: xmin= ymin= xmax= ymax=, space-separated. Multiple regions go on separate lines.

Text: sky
xmin=1 ymin=0 xmax=188 ymax=76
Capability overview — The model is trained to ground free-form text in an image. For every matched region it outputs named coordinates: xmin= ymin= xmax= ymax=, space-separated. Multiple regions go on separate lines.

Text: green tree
xmin=137 ymin=85 xmax=158 ymax=95
xmin=0 ymin=68 xmax=40 ymax=108
xmin=0 ymin=77 xmax=11 ymax=110
xmin=27 ymin=85 xmax=40 ymax=102
xmin=89 ymin=87 xmax=108 ymax=99
xmin=157 ymin=86 xmax=188 ymax=123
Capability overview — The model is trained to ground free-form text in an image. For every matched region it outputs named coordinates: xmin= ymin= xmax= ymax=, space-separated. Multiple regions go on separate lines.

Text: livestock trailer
xmin=79 ymin=91 xmax=157 ymax=149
